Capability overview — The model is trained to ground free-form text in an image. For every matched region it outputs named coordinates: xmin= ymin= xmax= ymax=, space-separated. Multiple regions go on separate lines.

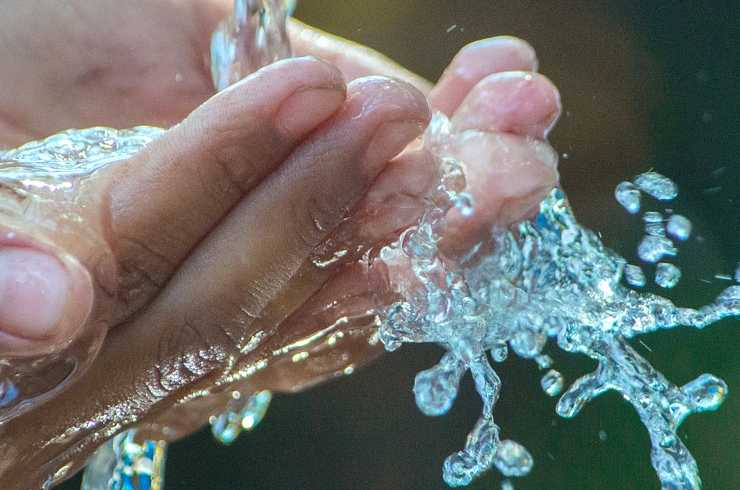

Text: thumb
xmin=0 ymin=227 xmax=93 ymax=357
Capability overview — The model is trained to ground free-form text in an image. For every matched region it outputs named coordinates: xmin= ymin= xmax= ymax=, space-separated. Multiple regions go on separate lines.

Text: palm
xmin=0 ymin=0 xmax=219 ymax=147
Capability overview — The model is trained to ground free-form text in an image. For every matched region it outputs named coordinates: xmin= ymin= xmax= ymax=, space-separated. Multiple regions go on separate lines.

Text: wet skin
xmin=0 ymin=1 xmax=561 ymax=487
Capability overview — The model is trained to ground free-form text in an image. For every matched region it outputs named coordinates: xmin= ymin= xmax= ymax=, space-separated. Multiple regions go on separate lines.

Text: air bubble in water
xmin=634 ymin=171 xmax=678 ymax=201
xmin=667 ymin=214 xmax=692 ymax=241
xmin=540 ymin=370 xmax=564 ymax=397
xmin=655 ymin=262 xmax=682 ymax=289
xmin=615 ymin=181 xmax=641 ymax=214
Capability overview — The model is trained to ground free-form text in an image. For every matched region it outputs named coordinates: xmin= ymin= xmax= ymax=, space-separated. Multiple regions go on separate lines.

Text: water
xmin=540 ymin=370 xmax=564 ymax=397
xmin=210 ymin=0 xmax=292 ymax=91
xmin=655 ymin=262 xmax=681 ymax=289
xmin=210 ymin=390 xmax=272 ymax=445
xmin=0 ymin=125 xmax=164 ymax=426
xmin=377 ymin=115 xmax=739 ymax=488
xmin=1 ymin=0 xmax=735 ymax=488
xmin=615 ymin=181 xmax=641 ymax=214
xmin=624 ymin=264 xmax=647 ymax=287
xmin=634 ymin=172 xmax=679 ymax=201
xmin=666 ymin=215 xmax=692 ymax=241
xmin=80 ymin=431 xmax=166 ymax=490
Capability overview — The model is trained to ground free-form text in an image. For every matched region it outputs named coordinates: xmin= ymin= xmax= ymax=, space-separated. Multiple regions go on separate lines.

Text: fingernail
xmin=276 ymin=87 xmax=345 ymax=137
xmin=364 ymin=120 xmax=427 ymax=172
xmin=0 ymin=247 xmax=70 ymax=340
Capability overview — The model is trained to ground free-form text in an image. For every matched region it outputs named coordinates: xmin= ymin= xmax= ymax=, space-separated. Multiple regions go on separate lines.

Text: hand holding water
xmin=0 ymin=2 xmax=562 ymax=488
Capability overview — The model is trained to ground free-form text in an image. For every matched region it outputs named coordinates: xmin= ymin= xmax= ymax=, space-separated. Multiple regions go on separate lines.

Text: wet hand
xmin=0 ymin=2 xmax=560 ymax=487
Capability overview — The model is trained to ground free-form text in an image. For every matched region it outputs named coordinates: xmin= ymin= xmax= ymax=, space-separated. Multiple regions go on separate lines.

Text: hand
xmin=0 ymin=2 xmax=561 ymax=488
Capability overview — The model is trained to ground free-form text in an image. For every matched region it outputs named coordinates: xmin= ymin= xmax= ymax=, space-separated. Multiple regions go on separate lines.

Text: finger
xmin=452 ymin=71 xmax=561 ymax=139
xmin=255 ymin=70 xmax=563 ymax=387
xmin=287 ymin=19 xmax=434 ymax=94
xmin=139 ymin=76 xmax=428 ymax=368
xmin=2 ymin=77 xmax=430 ymax=486
xmin=334 ymin=73 xmax=561 ymax=258
xmin=247 ymin=261 xmax=391 ymax=393
xmin=0 ymin=228 xmax=93 ymax=356
xmin=103 ymin=56 xmax=345 ymax=310
xmin=429 ymin=37 xmax=539 ymax=116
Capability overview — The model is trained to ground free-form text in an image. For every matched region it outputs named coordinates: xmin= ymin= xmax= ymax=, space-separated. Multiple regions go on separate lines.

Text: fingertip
xmin=0 ymin=244 xmax=93 ymax=356
xmin=430 ymin=36 xmax=539 ymax=115
xmin=344 ymin=77 xmax=430 ymax=171
xmin=452 ymin=71 xmax=561 ymax=139
xmin=346 ymin=76 xmax=431 ymax=125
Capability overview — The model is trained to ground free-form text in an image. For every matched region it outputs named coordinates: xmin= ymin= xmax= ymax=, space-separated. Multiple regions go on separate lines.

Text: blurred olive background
xmin=61 ymin=1 xmax=739 ymax=489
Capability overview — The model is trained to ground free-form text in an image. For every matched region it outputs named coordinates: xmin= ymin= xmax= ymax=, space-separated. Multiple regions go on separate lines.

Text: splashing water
xmin=0 ymin=0 xmax=734 ymax=488
xmin=377 ymin=114 xmax=739 ymax=488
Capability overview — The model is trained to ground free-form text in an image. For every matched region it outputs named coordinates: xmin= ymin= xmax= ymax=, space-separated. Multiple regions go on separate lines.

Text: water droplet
xmin=638 ymin=235 xmax=677 ymax=263
xmin=634 ymin=171 xmax=678 ymax=201
xmin=454 ymin=192 xmax=475 ymax=218
xmin=615 ymin=181 xmax=641 ymax=214
xmin=666 ymin=214 xmax=692 ymax=241
xmin=0 ymin=379 xmax=19 ymax=408
xmin=492 ymin=343 xmax=509 ymax=363
xmin=494 ymin=440 xmax=534 ymax=477
xmin=735 ymin=263 xmax=740 ymax=283
xmin=682 ymin=374 xmax=728 ymax=413
xmin=655 ymin=263 xmax=681 ymax=288
xmin=624 ymin=264 xmax=647 ymax=287
xmin=643 ymin=211 xmax=665 ymax=237
xmin=534 ymin=354 xmax=553 ymax=369
xmin=241 ymin=390 xmax=272 ymax=430
xmin=413 ymin=354 xmax=465 ymax=416
xmin=502 ymin=479 xmax=515 ymax=490
xmin=598 ymin=430 xmax=608 ymax=442
xmin=541 ymin=370 xmax=565 ymax=397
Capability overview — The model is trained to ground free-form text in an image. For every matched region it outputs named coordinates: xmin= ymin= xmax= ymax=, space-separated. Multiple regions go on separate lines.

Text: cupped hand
xmin=0 ymin=2 xmax=561 ymax=488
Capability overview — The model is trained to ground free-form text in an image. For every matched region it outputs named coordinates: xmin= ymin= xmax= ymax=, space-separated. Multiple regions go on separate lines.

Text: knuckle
xmin=149 ymin=320 xmax=230 ymax=398
xmin=205 ymin=118 xmax=285 ymax=197
xmin=290 ymin=192 xmax=344 ymax=251
xmin=114 ymin=236 xmax=177 ymax=311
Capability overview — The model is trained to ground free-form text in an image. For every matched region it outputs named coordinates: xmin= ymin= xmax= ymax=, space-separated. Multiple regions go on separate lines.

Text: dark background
xmin=62 ymin=0 xmax=740 ymax=488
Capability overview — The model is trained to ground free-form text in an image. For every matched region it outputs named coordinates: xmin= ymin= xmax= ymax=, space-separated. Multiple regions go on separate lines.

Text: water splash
xmin=1 ymin=0 xmax=732 ymax=487
xmin=81 ymin=430 xmax=166 ymax=490
xmin=378 ymin=114 xmax=738 ymax=488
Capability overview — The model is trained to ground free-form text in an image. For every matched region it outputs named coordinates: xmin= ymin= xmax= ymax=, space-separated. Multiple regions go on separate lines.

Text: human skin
xmin=0 ymin=1 xmax=561 ymax=487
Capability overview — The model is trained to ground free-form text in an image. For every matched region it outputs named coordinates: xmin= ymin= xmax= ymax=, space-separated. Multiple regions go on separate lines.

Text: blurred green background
xmin=62 ymin=0 xmax=739 ymax=488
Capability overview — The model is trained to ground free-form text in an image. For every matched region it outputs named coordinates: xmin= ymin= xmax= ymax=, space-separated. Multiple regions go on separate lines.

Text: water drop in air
xmin=655 ymin=262 xmax=682 ymax=288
